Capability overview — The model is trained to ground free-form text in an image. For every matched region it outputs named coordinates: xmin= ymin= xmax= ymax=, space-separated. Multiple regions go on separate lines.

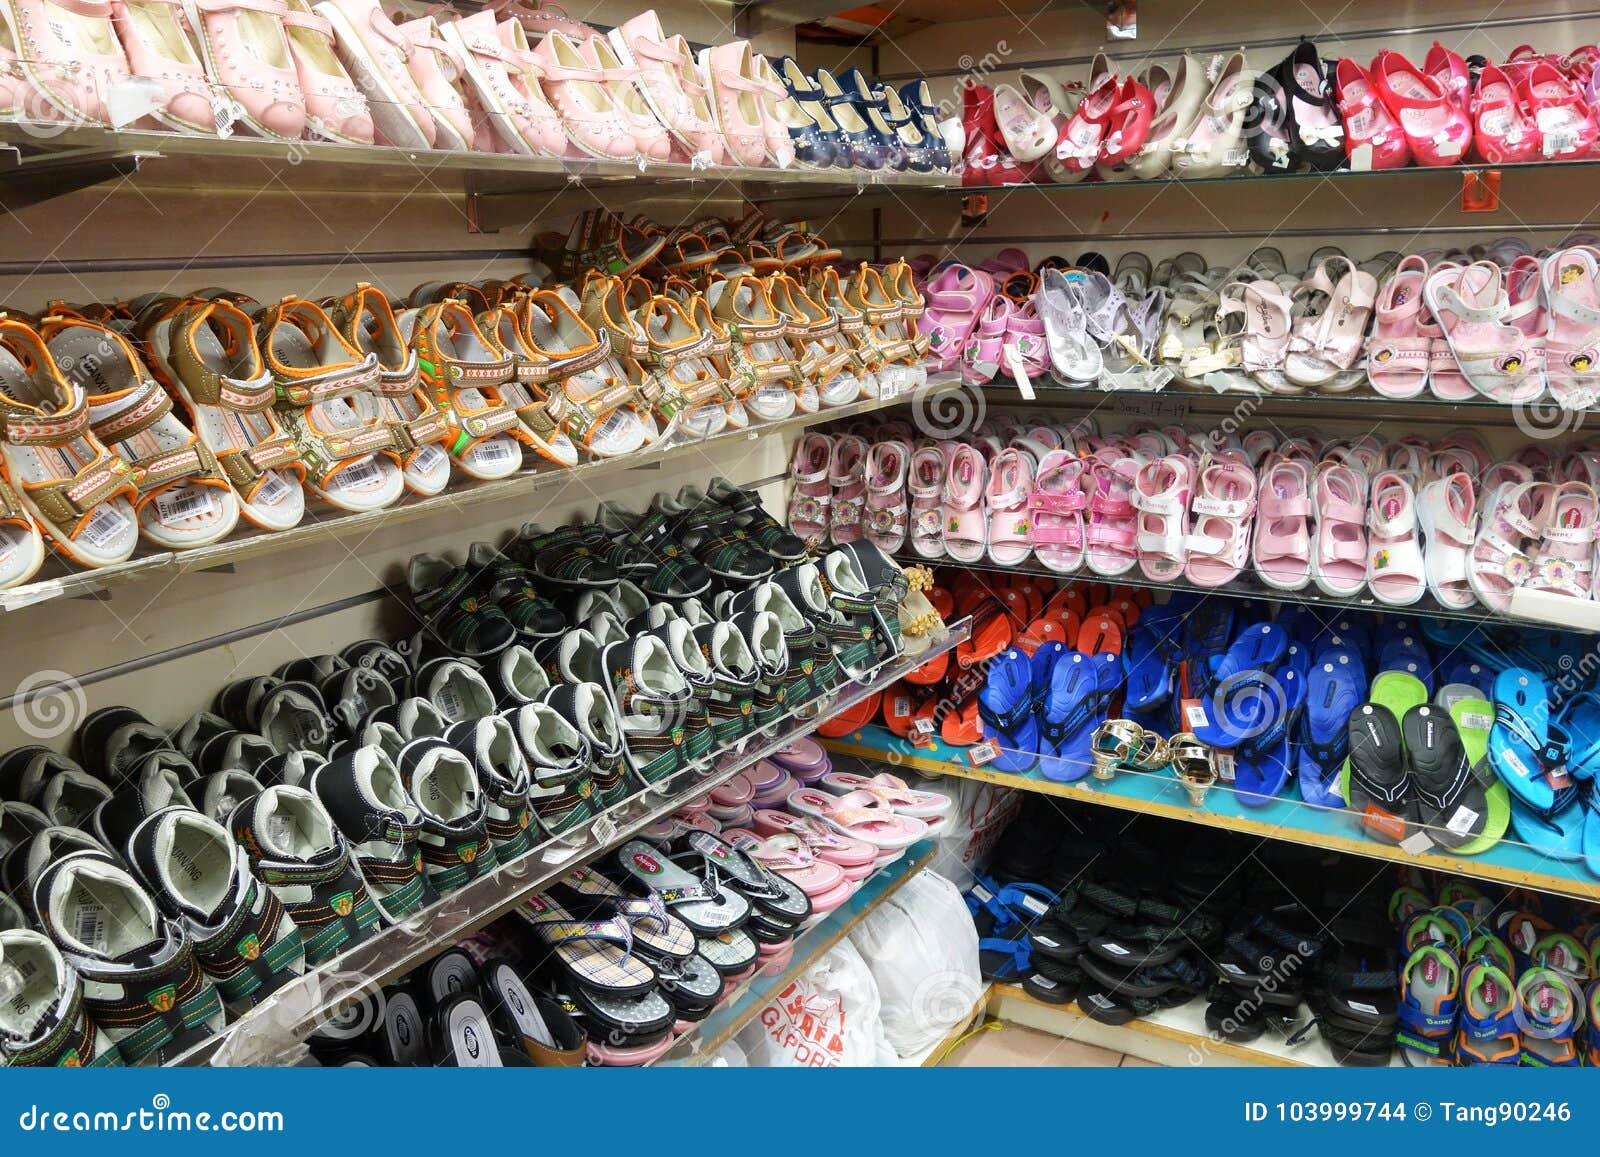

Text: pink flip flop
xmin=984 ymin=447 xmax=1035 ymax=566
xmin=1132 ymin=453 xmax=1193 ymax=582
xmin=767 ymin=737 xmax=829 ymax=783
xmin=786 ymin=431 xmax=832 ymax=545
xmin=1253 ymin=458 xmax=1312 ymax=591
xmin=786 ymin=787 xmax=928 ymax=850
xmin=942 ymin=443 xmax=988 ymax=563
xmin=1184 ymin=456 xmax=1257 ymax=587
xmin=816 ymin=771 xmax=952 ymax=818
xmin=1028 ymin=449 xmax=1087 ymax=573
xmin=749 ymin=809 xmax=876 ymax=879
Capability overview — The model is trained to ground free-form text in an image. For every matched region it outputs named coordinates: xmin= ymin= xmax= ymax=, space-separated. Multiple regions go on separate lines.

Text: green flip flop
xmin=1439 ymin=691 xmax=1512 ymax=856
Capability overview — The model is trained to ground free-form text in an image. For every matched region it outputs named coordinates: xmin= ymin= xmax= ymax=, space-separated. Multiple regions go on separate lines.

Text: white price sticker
xmin=78 ymin=504 xmax=131 ymax=551
xmin=153 ymin=485 xmax=216 ymax=523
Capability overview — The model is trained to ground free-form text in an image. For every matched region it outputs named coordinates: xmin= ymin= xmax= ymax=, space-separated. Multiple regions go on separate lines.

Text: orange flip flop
xmin=1076 ymin=612 xmax=1125 ymax=656
xmin=883 ymin=682 xmax=921 ymax=737
xmin=927 ymin=585 xmax=955 ymax=619
xmin=1017 ymin=609 xmax=1081 ymax=655
xmin=1130 ymin=587 xmax=1154 ymax=609
xmin=904 ymin=647 xmax=950 ymax=685
xmin=942 ymin=698 xmax=983 ymax=746
xmin=957 ymin=598 xmax=1013 ymax=668
xmin=1105 ymin=595 xmax=1141 ymax=628
xmin=817 ymin=690 xmax=881 ymax=738
xmin=1043 ymin=585 xmax=1088 ymax=622
xmin=1012 ymin=579 xmax=1046 ymax=622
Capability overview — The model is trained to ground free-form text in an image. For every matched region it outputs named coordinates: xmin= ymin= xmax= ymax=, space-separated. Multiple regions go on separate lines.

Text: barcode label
xmin=1445 ymin=805 xmax=1480 ymax=836
xmin=474 ymin=439 xmax=515 ymax=464
xmin=435 ymin=685 xmax=464 ymax=720
xmin=74 ymin=903 xmax=106 ymax=952
xmin=412 ymin=445 xmax=446 ymax=475
xmin=256 ymin=471 xmax=294 ymax=506
xmin=332 ymin=457 xmax=381 ymax=491
xmin=591 ymin=814 xmax=618 ymax=844
xmin=154 ymin=485 xmax=216 ymax=523
xmin=78 ymin=504 xmax=131 ymax=551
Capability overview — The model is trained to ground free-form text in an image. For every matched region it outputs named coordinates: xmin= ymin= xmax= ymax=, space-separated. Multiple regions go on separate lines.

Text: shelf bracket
xmin=0 ymin=144 xmax=146 ymax=217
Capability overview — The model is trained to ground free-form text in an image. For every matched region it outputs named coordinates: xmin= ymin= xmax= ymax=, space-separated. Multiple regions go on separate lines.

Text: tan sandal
xmin=476 ymin=301 xmax=579 ymax=467
xmin=709 ymin=274 xmax=801 ymax=423
xmin=399 ymin=300 xmax=526 ymax=481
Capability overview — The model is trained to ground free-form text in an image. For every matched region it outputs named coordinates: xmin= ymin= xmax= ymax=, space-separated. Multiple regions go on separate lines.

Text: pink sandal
xmin=1423 ymin=262 xmax=1540 ymax=403
xmin=1132 ymin=453 xmax=1193 ymax=582
xmin=864 ymin=439 xmax=911 ymax=555
xmin=1417 ymin=470 xmax=1479 ymax=608
xmin=1367 ymin=255 xmax=1433 ymax=398
xmin=787 ymin=431 xmax=832 ymax=545
xmin=1527 ymin=480 xmax=1597 ymax=600
xmin=1252 ymin=458 xmax=1312 ymax=591
xmin=1467 ymin=475 xmax=1540 ymax=610
xmin=1310 ymin=461 xmax=1369 ymax=596
xmin=1084 ymin=453 xmax=1140 ymax=577
xmin=963 ymin=294 xmax=1012 ymax=385
xmin=907 ymin=444 xmax=945 ymax=560
xmin=984 ymin=446 xmax=1034 ymax=566
xmin=1184 ymin=455 xmax=1257 ymax=587
xmin=1366 ymin=470 xmax=1427 ymax=606
xmin=1028 ymin=449 xmax=1087 ymax=573
xmin=737 ymin=834 xmax=850 ymax=908
xmin=817 ymin=771 xmax=951 ymax=819
xmin=941 ymin=443 xmax=987 ymax=563
xmin=827 ymin=433 xmax=867 ymax=545
xmin=919 ymin=264 xmax=991 ymax=372
xmin=1542 ymin=246 xmax=1600 ymax=409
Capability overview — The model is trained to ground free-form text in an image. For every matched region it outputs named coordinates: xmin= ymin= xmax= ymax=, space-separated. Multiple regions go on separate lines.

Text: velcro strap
xmin=1030 ymin=490 xmax=1087 ymax=514
xmin=564 ymin=380 xmax=635 ymax=440
xmin=275 ymin=358 xmax=380 ymax=406
xmin=5 ymin=399 xmax=90 ymax=444
xmin=437 ymin=355 xmax=513 ymax=385
xmin=455 ymin=400 xmax=519 ymax=439
xmin=1191 ymin=494 xmax=1250 ymax=518
xmin=89 ymin=378 xmax=172 ymax=444
xmin=132 ymin=445 xmax=208 ymax=491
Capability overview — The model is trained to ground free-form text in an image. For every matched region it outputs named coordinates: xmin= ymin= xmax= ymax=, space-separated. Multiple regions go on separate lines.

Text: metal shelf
xmin=164 ymin=621 xmax=969 ymax=1067
xmin=824 ymin=724 xmax=1600 ymax=903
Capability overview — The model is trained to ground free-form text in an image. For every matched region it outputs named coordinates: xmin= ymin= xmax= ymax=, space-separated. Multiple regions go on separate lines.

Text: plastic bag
xmin=929 ymin=775 xmax=1022 ymax=892
xmin=851 ymin=869 xmax=983 ymax=1060
xmin=735 ymin=940 xmax=886 ymax=1067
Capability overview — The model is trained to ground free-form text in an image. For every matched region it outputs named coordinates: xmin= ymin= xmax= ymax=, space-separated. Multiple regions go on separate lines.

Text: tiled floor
xmin=940 ymin=1020 xmax=1161 ymax=1067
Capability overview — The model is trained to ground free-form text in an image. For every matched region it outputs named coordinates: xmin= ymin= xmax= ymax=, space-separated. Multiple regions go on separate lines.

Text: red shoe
xmin=1519 ymin=60 xmax=1600 ymax=158
xmin=1051 ymin=70 xmax=1118 ymax=179
xmin=1335 ymin=57 xmax=1411 ymax=168
xmin=1097 ymin=76 xmax=1155 ymax=168
xmin=960 ymin=82 xmax=1036 ymax=186
xmin=1424 ymin=42 xmax=1471 ymax=111
xmin=1471 ymin=62 xmax=1541 ymax=163
xmin=1372 ymin=50 xmax=1472 ymax=164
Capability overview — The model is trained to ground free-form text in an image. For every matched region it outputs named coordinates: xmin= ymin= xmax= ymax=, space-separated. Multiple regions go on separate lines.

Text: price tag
xmin=411 ymin=444 xmax=446 ymax=476
xmin=154 ymin=485 xmax=216 ymax=524
xmin=1213 ymin=750 xmax=1236 ymax=784
xmin=914 ymin=716 xmax=935 ymax=735
xmin=256 ymin=471 xmax=294 ymax=506
xmin=1445 ymin=806 xmax=1480 ymax=837
xmin=79 ymin=504 xmax=131 ymax=552
xmin=1180 ymin=697 xmax=1210 ymax=731
xmin=1349 ymin=143 xmax=1373 ymax=171
xmin=967 ymin=741 xmax=999 ymax=766
xmin=591 ymin=813 xmax=618 ymax=845
xmin=1399 ymin=830 xmax=1436 ymax=856
xmin=1004 ymin=343 xmax=1036 ymax=401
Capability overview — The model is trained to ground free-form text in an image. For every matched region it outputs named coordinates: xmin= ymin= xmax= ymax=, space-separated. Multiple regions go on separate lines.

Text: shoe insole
xmin=155 ymin=811 xmax=233 ymax=914
xmin=435 ymin=995 xmax=500 ymax=1066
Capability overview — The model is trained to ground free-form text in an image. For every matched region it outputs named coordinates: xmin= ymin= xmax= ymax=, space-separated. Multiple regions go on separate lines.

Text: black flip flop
xmin=1346 ymin=702 xmax=1418 ymax=844
xmin=372 ymin=988 xmax=429 ymax=1067
xmin=1205 ymin=992 xmax=1266 ymax=1043
xmin=422 ymin=948 xmax=482 ymax=1007
xmin=481 ymin=960 xmax=587 ymax=1066
xmin=1077 ymin=986 xmax=1137 ymax=1026
xmin=431 ymin=994 xmax=501 ymax=1066
xmin=1401 ymin=704 xmax=1489 ymax=850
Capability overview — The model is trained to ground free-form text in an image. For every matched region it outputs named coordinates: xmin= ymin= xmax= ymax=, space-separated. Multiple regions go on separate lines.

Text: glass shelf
xmin=162 ymin=620 xmax=969 ymax=1067
xmin=824 ymin=724 xmax=1600 ymax=904
xmin=654 ymin=839 xmax=940 ymax=1066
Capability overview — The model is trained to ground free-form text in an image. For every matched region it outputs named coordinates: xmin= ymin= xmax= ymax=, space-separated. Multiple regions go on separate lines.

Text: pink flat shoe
xmin=282 ymin=0 xmax=373 ymax=142
xmin=1310 ymin=461 xmax=1369 ymax=597
xmin=1253 ymin=457 xmax=1312 ymax=591
xmin=391 ymin=14 xmax=473 ymax=149
xmin=1336 ymin=57 xmax=1411 ymax=169
xmin=984 ymin=446 xmax=1034 ymax=566
xmin=1132 ymin=453 xmax=1193 ymax=582
xmin=109 ymin=0 xmax=212 ymax=132
xmin=1520 ymin=59 xmax=1600 ymax=158
xmin=863 ymin=439 xmax=910 ymax=555
xmin=315 ymin=0 xmax=435 ymax=147
xmin=608 ymin=10 xmax=724 ymax=163
xmin=1084 ymin=453 xmax=1140 ymax=577
xmin=1028 ymin=449 xmax=1086 ymax=573
xmin=742 ymin=833 xmax=846 ymax=899
xmin=1184 ymin=455 xmax=1256 ymax=587
xmin=4 ymin=0 xmax=131 ymax=125
xmin=699 ymin=39 xmax=769 ymax=167
xmin=1367 ymin=255 xmax=1432 ymax=399
xmin=533 ymin=30 xmax=637 ymax=159
xmin=583 ymin=32 xmax=673 ymax=161
xmin=482 ymin=0 xmax=593 ymax=41
xmin=1423 ymin=261 xmax=1540 ymax=403
xmin=189 ymin=0 xmax=306 ymax=139
xmin=787 ymin=431 xmax=832 ymax=545
xmin=442 ymin=10 xmax=566 ymax=156
xmin=1471 ymin=62 xmax=1541 ymax=163
xmin=907 ymin=444 xmax=945 ymax=560
xmin=941 ymin=442 xmax=987 ymax=563
xmin=827 ymin=432 xmax=867 ymax=545
xmin=751 ymin=53 xmax=801 ymax=168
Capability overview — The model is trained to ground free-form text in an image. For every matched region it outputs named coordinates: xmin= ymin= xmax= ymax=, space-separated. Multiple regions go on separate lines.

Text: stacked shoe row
xmin=798 ymin=413 xmax=1600 ymax=614
xmin=964 ymin=39 xmax=1600 ymax=187
xmin=0 ymin=480 xmax=942 ymax=1065
xmin=964 ymin=800 xmax=1404 ymax=1065
xmin=0 ymin=210 xmax=933 ymax=590
xmin=919 ymin=240 xmax=1600 ymax=404
xmin=1 ymin=0 xmax=953 ymax=172
xmin=1391 ymin=876 xmax=1600 ymax=1066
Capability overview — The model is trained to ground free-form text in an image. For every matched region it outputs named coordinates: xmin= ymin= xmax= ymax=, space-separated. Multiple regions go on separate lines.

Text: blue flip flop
xmin=1190 ymin=622 xmax=1289 ymax=747
xmin=1029 ymin=641 xmax=1069 ymax=763
xmin=1297 ymin=646 xmax=1365 ymax=808
xmin=1557 ymin=690 xmax=1600 ymax=781
xmin=1439 ymin=657 xmax=1494 ymax=700
xmin=979 ymin=648 xmax=1041 ymax=772
xmin=1182 ymin=600 xmax=1236 ymax=696
xmin=1124 ymin=605 xmax=1184 ymax=711
xmin=1490 ymin=669 xmax=1568 ymax=815
xmin=1038 ymin=652 xmax=1118 ymax=783
xmin=1508 ymin=797 xmax=1585 ymax=862
xmin=1377 ymin=630 xmax=1434 ymax=694
xmin=1236 ymin=663 xmax=1305 ymax=806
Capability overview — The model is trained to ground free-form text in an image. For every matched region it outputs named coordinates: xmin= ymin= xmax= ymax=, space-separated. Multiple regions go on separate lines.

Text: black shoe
xmin=310 ymin=745 xmax=437 ymax=922
xmin=705 ymin=477 xmax=807 ymax=563
xmin=407 ymin=553 xmax=517 ymax=659
xmin=541 ymin=683 xmax=631 ymax=811
xmin=506 ymin=703 xmax=595 ymax=835
xmin=464 ymin=542 xmax=566 ymax=642
xmin=445 ymin=715 xmax=537 ymax=862
xmin=395 ymin=738 xmax=500 ymax=894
